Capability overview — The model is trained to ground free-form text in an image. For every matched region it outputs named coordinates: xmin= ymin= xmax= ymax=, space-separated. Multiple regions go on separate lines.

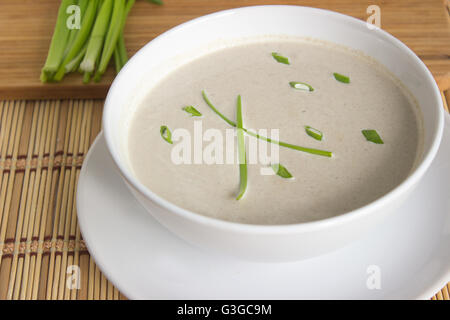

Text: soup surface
xmin=128 ymin=38 xmax=423 ymax=225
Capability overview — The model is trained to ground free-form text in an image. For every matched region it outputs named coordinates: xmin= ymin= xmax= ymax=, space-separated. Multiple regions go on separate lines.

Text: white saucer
xmin=77 ymin=114 xmax=450 ymax=300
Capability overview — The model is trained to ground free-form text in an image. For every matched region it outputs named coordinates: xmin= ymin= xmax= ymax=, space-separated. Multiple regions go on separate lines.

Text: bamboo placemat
xmin=0 ymin=99 xmax=125 ymax=300
xmin=0 ymin=93 xmax=449 ymax=300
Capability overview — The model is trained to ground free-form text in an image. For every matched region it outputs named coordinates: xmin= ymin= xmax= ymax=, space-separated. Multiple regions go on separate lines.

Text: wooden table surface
xmin=0 ymin=0 xmax=449 ymax=99
xmin=0 ymin=0 xmax=449 ymax=300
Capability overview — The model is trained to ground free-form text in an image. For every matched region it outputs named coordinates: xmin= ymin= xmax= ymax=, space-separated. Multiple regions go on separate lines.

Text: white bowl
xmin=102 ymin=5 xmax=444 ymax=261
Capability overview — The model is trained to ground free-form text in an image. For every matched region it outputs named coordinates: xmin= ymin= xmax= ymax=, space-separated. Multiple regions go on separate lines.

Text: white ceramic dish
xmin=102 ymin=6 xmax=444 ymax=261
xmin=76 ymin=114 xmax=450 ymax=299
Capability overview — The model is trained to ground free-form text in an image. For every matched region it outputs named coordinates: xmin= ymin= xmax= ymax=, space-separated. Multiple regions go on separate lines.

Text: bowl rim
xmin=102 ymin=5 xmax=444 ymax=234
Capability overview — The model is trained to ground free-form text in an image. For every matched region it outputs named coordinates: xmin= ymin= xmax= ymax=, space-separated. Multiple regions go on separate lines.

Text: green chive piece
xmin=40 ymin=0 xmax=77 ymax=82
xmin=272 ymin=163 xmax=293 ymax=179
xmin=148 ymin=0 xmax=164 ymax=4
xmin=182 ymin=106 xmax=202 ymax=117
xmin=201 ymin=91 xmax=237 ymax=127
xmin=83 ymin=71 xmax=92 ymax=84
xmin=53 ymin=0 xmax=99 ymax=81
xmin=114 ymin=33 xmax=128 ymax=72
xmin=272 ymin=52 xmax=290 ymax=65
xmin=305 ymin=126 xmax=323 ymax=141
xmin=65 ymin=42 xmax=88 ymax=73
xmin=113 ymin=0 xmax=135 ymax=73
xmin=80 ymin=0 xmax=114 ymax=73
xmin=160 ymin=125 xmax=173 ymax=144
xmin=63 ymin=0 xmax=90 ymax=56
xmin=201 ymin=91 xmax=333 ymax=157
xmin=362 ymin=129 xmax=384 ymax=144
xmin=94 ymin=0 xmax=126 ymax=82
xmin=289 ymin=82 xmax=314 ymax=92
xmin=236 ymin=95 xmax=247 ymax=200
xmin=246 ymin=131 xmax=332 ymax=157
xmin=114 ymin=47 xmax=122 ymax=74
xmin=333 ymin=72 xmax=350 ymax=83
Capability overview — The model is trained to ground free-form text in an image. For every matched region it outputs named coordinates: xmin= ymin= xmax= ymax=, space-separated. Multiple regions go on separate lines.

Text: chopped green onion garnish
xmin=333 ymin=72 xmax=350 ymax=83
xmin=148 ymin=0 xmax=164 ymax=4
xmin=272 ymin=163 xmax=293 ymax=179
xmin=362 ymin=129 xmax=384 ymax=144
xmin=160 ymin=125 xmax=173 ymax=144
xmin=289 ymin=82 xmax=314 ymax=92
xmin=305 ymin=126 xmax=323 ymax=141
xmin=236 ymin=95 xmax=247 ymax=200
xmin=201 ymin=90 xmax=237 ymax=127
xmin=182 ymin=106 xmax=202 ymax=117
xmin=201 ymin=91 xmax=333 ymax=157
xmin=272 ymin=52 xmax=290 ymax=65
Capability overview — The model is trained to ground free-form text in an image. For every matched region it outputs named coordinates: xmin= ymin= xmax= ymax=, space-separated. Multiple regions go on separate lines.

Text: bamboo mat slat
xmin=0 ymin=92 xmax=449 ymax=299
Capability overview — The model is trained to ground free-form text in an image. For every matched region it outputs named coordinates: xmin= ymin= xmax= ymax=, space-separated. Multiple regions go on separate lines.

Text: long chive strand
xmin=201 ymin=91 xmax=333 ymax=158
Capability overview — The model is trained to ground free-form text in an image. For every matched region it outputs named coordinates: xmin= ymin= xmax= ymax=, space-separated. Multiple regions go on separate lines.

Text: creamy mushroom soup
xmin=127 ymin=38 xmax=423 ymax=225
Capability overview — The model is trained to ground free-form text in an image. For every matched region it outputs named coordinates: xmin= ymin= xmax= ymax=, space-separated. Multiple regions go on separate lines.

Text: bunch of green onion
xmin=41 ymin=0 xmax=162 ymax=84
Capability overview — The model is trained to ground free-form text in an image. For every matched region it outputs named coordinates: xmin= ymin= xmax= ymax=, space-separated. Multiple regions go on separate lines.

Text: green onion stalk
xmin=40 ymin=0 xmax=77 ymax=82
xmin=201 ymin=91 xmax=333 ymax=157
xmin=53 ymin=0 xmax=99 ymax=81
xmin=80 ymin=0 xmax=114 ymax=74
xmin=93 ymin=0 xmax=126 ymax=82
